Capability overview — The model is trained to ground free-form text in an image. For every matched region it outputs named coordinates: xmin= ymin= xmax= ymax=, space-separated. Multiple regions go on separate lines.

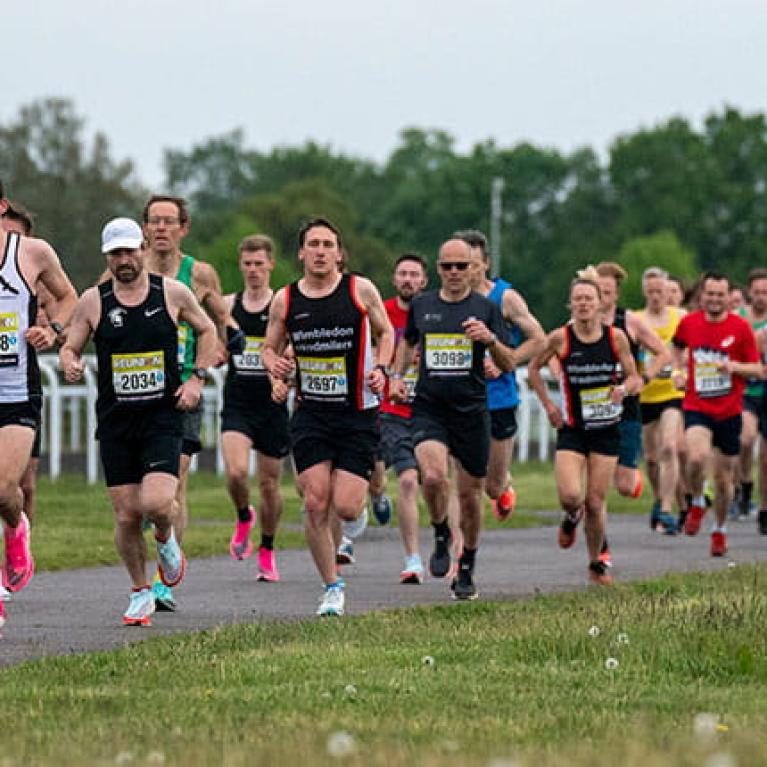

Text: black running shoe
xmin=451 ymin=566 xmax=479 ymax=601
xmin=758 ymin=510 xmax=767 ymax=536
xmin=429 ymin=530 xmax=452 ymax=578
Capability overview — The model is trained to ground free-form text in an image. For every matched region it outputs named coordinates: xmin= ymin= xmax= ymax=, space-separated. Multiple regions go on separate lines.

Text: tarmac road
xmin=2 ymin=513 xmax=766 ymax=668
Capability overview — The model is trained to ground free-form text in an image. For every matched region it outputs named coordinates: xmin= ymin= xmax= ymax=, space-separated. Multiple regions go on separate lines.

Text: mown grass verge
xmin=2 ymin=564 xmax=765 ymax=766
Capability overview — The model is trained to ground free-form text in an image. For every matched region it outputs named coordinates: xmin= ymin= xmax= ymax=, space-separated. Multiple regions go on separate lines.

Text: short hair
xmin=747 ymin=268 xmax=767 ymax=287
xmin=595 ymin=261 xmax=628 ymax=286
xmin=453 ymin=229 xmax=489 ymax=261
xmin=238 ymin=234 xmax=274 ymax=257
xmin=142 ymin=194 xmax=190 ymax=225
xmin=571 ymin=265 xmax=602 ymax=298
xmin=701 ymin=271 xmax=731 ymax=290
xmin=2 ymin=200 xmax=34 ymax=235
xmin=642 ymin=266 xmax=668 ymax=282
xmin=394 ymin=252 xmax=427 ymax=272
xmin=297 ymin=217 xmax=343 ymax=250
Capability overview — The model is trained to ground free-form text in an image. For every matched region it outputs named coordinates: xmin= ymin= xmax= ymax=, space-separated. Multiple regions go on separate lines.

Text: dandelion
xmin=321 ymin=691 xmax=332 ymax=699
xmin=617 ymin=633 xmax=629 ymax=645
xmin=727 ymin=562 xmax=736 ymax=569
xmin=344 ymin=684 xmax=357 ymax=697
xmin=588 ymin=625 xmax=600 ymax=637
xmin=605 ymin=657 xmax=619 ymax=670
xmin=422 ymin=655 xmax=435 ymax=666
xmin=487 ymin=759 xmax=520 ymax=767
xmin=326 ymin=731 xmax=357 ymax=758
xmin=114 ymin=752 xmax=134 ymax=765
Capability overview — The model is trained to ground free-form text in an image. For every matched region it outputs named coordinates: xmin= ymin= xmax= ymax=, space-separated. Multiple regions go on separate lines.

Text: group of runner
xmin=1 ymin=179 xmax=765 ymax=629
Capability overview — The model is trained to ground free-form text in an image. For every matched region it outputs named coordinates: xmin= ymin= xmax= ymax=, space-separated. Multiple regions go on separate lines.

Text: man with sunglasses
xmin=389 ymin=239 xmax=515 ymax=600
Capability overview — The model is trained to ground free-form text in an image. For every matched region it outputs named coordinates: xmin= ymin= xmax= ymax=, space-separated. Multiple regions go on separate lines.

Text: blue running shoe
xmin=152 ymin=578 xmax=177 ymax=612
xmin=371 ymin=495 xmax=392 ymax=526
xmin=649 ymin=500 xmax=661 ymax=530
xmin=316 ymin=582 xmax=345 ymax=617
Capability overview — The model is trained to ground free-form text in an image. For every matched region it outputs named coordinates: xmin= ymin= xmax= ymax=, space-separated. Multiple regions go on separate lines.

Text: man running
xmin=389 ymin=239 xmax=515 ymax=601
xmin=636 ymin=267 xmax=686 ymax=533
xmin=141 ymin=194 xmax=243 ymax=610
xmin=0 ymin=181 xmax=77 ymax=630
xmin=377 ymin=253 xmax=428 ymax=582
xmin=60 ymin=218 xmax=216 ymax=625
xmin=263 ymin=218 xmax=393 ymax=617
xmin=222 ymin=235 xmax=290 ymax=582
xmin=457 ymin=229 xmax=545 ymax=518
xmin=671 ymin=272 xmax=761 ymax=556
xmin=528 ymin=268 xmax=642 ymax=585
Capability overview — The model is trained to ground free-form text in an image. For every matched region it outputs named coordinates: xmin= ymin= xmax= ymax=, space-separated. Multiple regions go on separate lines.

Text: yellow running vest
xmin=637 ymin=306 xmax=684 ymax=404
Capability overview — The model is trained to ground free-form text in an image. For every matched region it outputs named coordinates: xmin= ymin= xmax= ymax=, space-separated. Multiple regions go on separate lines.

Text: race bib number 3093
xmin=424 ymin=334 xmax=472 ymax=372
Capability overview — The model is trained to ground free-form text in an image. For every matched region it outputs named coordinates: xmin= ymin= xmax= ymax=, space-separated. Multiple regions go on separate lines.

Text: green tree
xmin=0 ymin=98 xmax=145 ymax=287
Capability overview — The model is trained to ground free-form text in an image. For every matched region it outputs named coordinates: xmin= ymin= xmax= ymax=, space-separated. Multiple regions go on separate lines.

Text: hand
xmin=672 ymin=371 xmax=686 ymax=391
xmin=226 ymin=326 xmax=246 ymax=355
xmin=271 ymin=378 xmax=289 ymax=404
xmin=63 ymin=357 xmax=85 ymax=383
xmin=610 ymin=384 xmax=626 ymax=405
xmin=389 ymin=378 xmax=407 ymax=404
xmin=213 ymin=339 xmax=228 ymax=368
xmin=366 ymin=367 xmax=386 ymax=394
xmin=716 ymin=359 xmax=734 ymax=374
xmin=25 ymin=325 xmax=56 ymax=351
xmin=270 ymin=355 xmax=295 ymax=379
xmin=483 ymin=356 xmax=502 ymax=380
xmin=544 ymin=401 xmax=563 ymax=429
xmin=462 ymin=317 xmax=494 ymax=344
xmin=175 ymin=377 xmax=203 ymax=411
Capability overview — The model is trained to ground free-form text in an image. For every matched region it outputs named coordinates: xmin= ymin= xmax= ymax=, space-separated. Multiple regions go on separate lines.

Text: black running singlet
xmin=613 ymin=308 xmax=640 ymax=422
xmin=559 ymin=324 xmax=623 ymax=430
xmin=94 ymin=274 xmax=181 ymax=425
xmin=285 ymin=273 xmax=376 ymax=411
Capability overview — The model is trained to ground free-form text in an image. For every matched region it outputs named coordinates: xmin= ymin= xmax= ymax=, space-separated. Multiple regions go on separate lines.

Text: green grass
xmin=3 ymin=565 xmax=766 ymax=766
xmin=30 ymin=462 xmax=648 ymax=572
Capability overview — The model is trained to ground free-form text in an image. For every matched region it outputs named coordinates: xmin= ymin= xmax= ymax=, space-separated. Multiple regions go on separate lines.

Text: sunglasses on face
xmin=438 ymin=261 xmax=470 ymax=272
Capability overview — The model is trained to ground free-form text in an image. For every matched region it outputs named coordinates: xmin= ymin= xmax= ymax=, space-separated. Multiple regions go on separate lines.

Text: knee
xmin=420 ymin=467 xmax=446 ymax=494
xmin=615 ymin=475 xmax=635 ymax=497
xmin=558 ymin=490 xmax=581 ymax=512
xmin=584 ymin=493 xmax=605 ymax=516
xmin=258 ymin=474 xmax=280 ymax=499
xmin=659 ymin=440 xmax=676 ymax=463
xmin=302 ymin=488 xmax=330 ymax=517
xmin=398 ymin=473 xmax=419 ymax=499
xmin=227 ymin=465 xmax=249 ymax=488
xmin=334 ymin=503 xmax=360 ymax=523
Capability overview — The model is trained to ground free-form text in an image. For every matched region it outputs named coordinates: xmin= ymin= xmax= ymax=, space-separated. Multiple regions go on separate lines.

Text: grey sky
xmin=3 ymin=0 xmax=765 ymax=186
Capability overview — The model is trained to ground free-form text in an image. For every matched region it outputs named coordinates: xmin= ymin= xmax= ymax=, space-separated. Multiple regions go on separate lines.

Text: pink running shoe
xmin=256 ymin=546 xmax=280 ymax=582
xmin=3 ymin=512 xmax=34 ymax=593
xmin=229 ymin=506 xmax=256 ymax=561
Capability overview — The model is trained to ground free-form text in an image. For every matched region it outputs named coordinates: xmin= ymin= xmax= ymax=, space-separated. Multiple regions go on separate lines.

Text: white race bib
xmin=233 ymin=336 xmax=265 ymax=374
xmin=694 ymin=362 xmax=731 ymax=398
xmin=299 ymin=356 xmax=348 ymax=397
xmin=0 ymin=312 xmax=20 ymax=368
xmin=580 ymin=385 xmax=622 ymax=427
xmin=177 ymin=325 xmax=188 ymax=366
xmin=424 ymin=334 xmax=472 ymax=372
xmin=112 ymin=351 xmax=166 ymax=401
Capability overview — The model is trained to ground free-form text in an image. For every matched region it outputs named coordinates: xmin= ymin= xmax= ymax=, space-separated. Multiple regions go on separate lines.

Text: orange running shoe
xmin=588 ymin=561 xmax=614 ymax=586
xmin=630 ymin=471 xmax=644 ymax=499
xmin=492 ymin=487 xmax=517 ymax=521
xmin=710 ymin=531 xmax=727 ymax=557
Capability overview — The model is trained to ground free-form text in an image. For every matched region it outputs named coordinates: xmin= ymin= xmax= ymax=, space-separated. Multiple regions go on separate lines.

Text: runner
xmin=671 ymin=272 xmax=762 ymax=556
xmin=222 ymin=235 xmax=289 ymax=582
xmin=60 ymin=217 xmax=216 ymax=625
xmin=377 ymin=253 xmax=429 ymax=582
xmin=457 ymin=228 xmax=545 ymax=519
xmin=732 ymin=268 xmax=767 ymax=519
xmin=141 ymin=194 xmax=243 ymax=610
xmin=389 ymin=238 xmax=515 ymax=601
xmin=0 ymin=180 xmax=77 ymax=618
xmin=636 ymin=267 xmax=685 ymax=533
xmin=528 ymin=268 xmax=642 ymax=585
xmin=262 ymin=217 xmax=393 ymax=617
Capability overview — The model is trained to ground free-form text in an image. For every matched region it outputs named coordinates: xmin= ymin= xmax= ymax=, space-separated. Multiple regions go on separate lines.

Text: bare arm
xmin=463 ymin=317 xmax=516 ymax=372
xmin=195 ymin=262 xmax=237 ymax=339
xmin=262 ymin=288 xmax=294 ymax=379
xmin=502 ymin=288 xmax=546 ymax=366
xmin=389 ymin=339 xmax=418 ymax=404
xmin=59 ymin=288 xmax=100 ymax=382
xmin=612 ymin=329 xmax=642 ymax=400
xmin=355 ymin=277 xmax=394 ymax=395
xmin=528 ymin=329 xmax=565 ymax=428
xmin=628 ymin=311 xmax=671 ymax=381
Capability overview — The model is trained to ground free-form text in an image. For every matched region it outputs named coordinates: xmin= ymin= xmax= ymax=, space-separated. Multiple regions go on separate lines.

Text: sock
xmin=432 ymin=519 xmax=450 ymax=539
xmin=712 ymin=524 xmax=727 ymax=534
xmin=693 ymin=495 xmax=706 ymax=507
xmin=459 ymin=547 xmax=477 ymax=571
xmin=260 ymin=534 xmax=274 ymax=551
xmin=600 ymin=537 xmax=610 ymax=553
xmin=741 ymin=481 xmax=753 ymax=505
xmin=237 ymin=505 xmax=253 ymax=523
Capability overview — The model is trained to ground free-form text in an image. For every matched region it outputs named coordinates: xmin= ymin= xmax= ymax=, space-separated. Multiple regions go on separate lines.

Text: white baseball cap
xmin=101 ymin=217 xmax=143 ymax=254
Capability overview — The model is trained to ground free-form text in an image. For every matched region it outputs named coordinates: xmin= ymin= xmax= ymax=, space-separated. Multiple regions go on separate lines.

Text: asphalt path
xmin=2 ymin=513 xmax=767 ymax=668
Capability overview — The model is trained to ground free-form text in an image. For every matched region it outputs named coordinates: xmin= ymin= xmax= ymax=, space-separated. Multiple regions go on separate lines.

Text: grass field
xmin=2 ymin=564 xmax=765 ymax=766
xmin=30 ymin=462 xmax=649 ymax=572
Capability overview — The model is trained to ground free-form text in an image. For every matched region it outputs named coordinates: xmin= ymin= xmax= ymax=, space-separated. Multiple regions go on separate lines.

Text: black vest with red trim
xmin=285 ymin=273 xmax=376 ymax=412
xmin=613 ymin=307 xmax=640 ymax=421
xmin=559 ymin=323 xmax=623 ymax=430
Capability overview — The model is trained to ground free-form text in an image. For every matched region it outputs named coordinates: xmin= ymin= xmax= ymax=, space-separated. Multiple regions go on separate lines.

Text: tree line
xmin=1 ymin=98 xmax=763 ymax=329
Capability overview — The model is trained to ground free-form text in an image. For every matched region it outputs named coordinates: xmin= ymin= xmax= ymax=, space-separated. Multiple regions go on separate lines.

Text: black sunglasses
xmin=439 ymin=261 xmax=470 ymax=271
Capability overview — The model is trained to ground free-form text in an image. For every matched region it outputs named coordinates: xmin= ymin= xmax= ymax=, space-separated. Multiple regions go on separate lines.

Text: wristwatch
xmin=192 ymin=367 xmax=209 ymax=382
xmin=375 ymin=364 xmax=389 ymax=377
xmin=50 ymin=321 xmax=65 ymax=336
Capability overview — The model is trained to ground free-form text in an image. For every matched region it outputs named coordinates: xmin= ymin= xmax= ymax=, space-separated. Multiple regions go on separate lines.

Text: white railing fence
xmin=37 ymin=355 xmax=560 ymax=484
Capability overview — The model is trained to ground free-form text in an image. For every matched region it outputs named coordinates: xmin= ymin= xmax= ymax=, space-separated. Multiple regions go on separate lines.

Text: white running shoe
xmin=156 ymin=530 xmax=187 ymax=588
xmin=342 ymin=506 xmax=368 ymax=540
xmin=316 ymin=583 xmax=345 ymax=617
xmin=123 ymin=588 xmax=156 ymax=626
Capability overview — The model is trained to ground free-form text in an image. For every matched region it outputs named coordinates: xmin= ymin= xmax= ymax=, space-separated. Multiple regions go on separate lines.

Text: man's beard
xmin=114 ymin=265 xmax=139 ymax=284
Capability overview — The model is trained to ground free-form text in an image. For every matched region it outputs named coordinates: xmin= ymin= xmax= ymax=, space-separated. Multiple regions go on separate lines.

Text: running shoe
xmin=429 ymin=528 xmax=453 ymax=578
xmin=657 ymin=511 xmax=679 ymax=536
xmin=683 ymin=504 xmax=706 ymax=536
xmin=492 ymin=487 xmax=517 ymax=521
xmin=256 ymin=546 xmax=280 ymax=582
xmin=336 ymin=536 xmax=355 ymax=565
xmin=630 ymin=471 xmax=644 ymax=498
xmin=3 ymin=512 xmax=34 ymax=593
xmin=156 ymin=530 xmax=186 ymax=588
xmin=710 ymin=531 xmax=727 ymax=557
xmin=0 ymin=598 xmax=5 ymax=631
xmin=759 ymin=510 xmax=767 ymax=535
xmin=588 ymin=560 xmax=613 ymax=586
xmin=738 ymin=498 xmax=756 ymax=518
xmin=598 ymin=540 xmax=613 ymax=569
xmin=316 ymin=582 xmax=345 ymax=617
xmin=400 ymin=553 xmax=425 ymax=584
xmin=371 ymin=495 xmax=392 ymax=526
xmin=229 ymin=506 xmax=256 ymax=561
xmin=677 ymin=508 xmax=688 ymax=531
xmin=727 ymin=488 xmax=741 ymax=521
xmin=649 ymin=500 xmax=662 ymax=530
xmin=558 ymin=507 xmax=583 ymax=549
xmin=123 ymin=588 xmax=155 ymax=626
xmin=152 ymin=577 xmax=177 ymax=612
xmin=342 ymin=506 xmax=368 ymax=540
xmin=451 ymin=566 xmax=479 ymax=601
xmin=0 ymin=585 xmax=10 ymax=602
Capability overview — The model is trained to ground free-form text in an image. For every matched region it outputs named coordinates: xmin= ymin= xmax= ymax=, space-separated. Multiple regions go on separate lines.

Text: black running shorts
xmin=221 ymin=401 xmax=290 ymax=459
xmin=490 ymin=406 xmax=518 ymax=441
xmin=379 ymin=412 xmax=418 ymax=475
xmin=556 ymin=424 xmax=620 ymax=457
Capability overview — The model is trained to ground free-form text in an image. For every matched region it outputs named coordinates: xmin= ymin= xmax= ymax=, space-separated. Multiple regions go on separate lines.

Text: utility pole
xmin=490 ymin=176 xmax=504 ymax=278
